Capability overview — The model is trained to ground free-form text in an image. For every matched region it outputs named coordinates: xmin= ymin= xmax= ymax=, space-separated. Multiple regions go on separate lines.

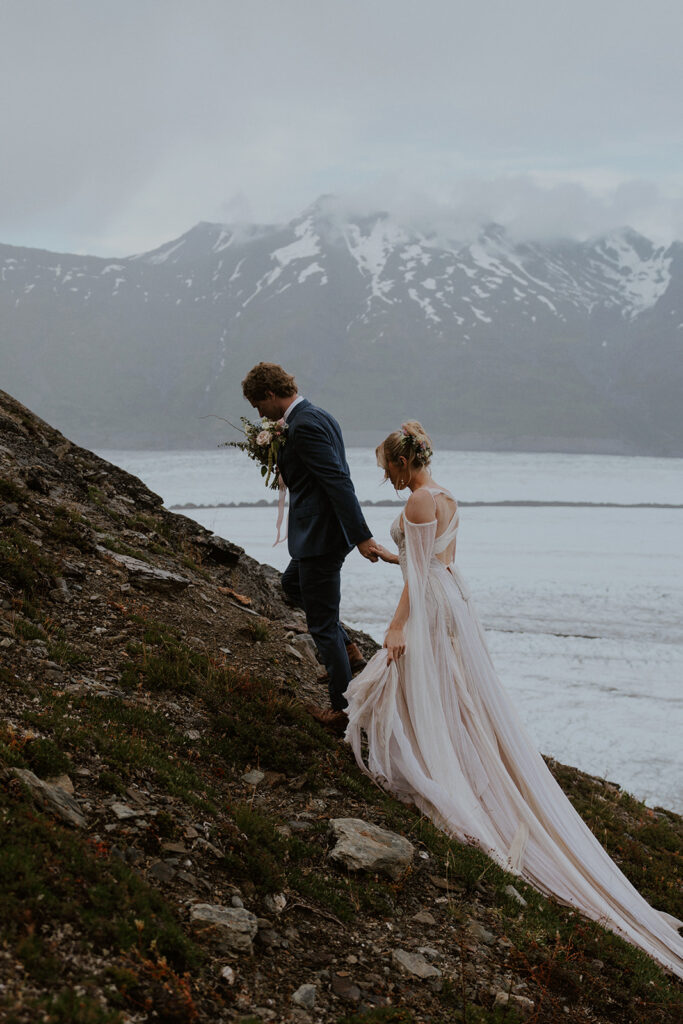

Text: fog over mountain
xmin=1 ymin=197 xmax=682 ymax=455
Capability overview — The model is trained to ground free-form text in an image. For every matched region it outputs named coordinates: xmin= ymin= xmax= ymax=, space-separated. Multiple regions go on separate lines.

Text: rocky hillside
xmin=0 ymin=388 xmax=681 ymax=1024
xmin=1 ymin=200 xmax=683 ymax=454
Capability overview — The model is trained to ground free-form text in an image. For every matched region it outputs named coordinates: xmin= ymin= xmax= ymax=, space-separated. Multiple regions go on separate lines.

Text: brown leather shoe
xmin=306 ymin=705 xmax=349 ymax=737
xmin=346 ymin=642 xmax=366 ymax=673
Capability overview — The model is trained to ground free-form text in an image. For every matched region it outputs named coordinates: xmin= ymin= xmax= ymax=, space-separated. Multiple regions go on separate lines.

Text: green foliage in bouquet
xmin=222 ymin=416 xmax=288 ymax=490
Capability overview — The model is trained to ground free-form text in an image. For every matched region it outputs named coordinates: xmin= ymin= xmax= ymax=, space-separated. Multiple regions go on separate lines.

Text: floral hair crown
xmin=400 ymin=424 xmax=433 ymax=465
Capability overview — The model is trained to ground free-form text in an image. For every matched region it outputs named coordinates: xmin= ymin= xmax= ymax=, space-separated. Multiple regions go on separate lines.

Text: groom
xmin=242 ymin=362 xmax=379 ymax=732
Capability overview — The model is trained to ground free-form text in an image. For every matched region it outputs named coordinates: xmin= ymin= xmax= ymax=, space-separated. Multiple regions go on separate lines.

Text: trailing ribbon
xmin=274 ymin=476 xmax=288 ymax=546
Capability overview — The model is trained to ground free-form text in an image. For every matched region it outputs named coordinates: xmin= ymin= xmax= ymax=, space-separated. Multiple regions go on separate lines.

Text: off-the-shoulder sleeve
xmin=403 ymin=516 xmax=437 ymax=608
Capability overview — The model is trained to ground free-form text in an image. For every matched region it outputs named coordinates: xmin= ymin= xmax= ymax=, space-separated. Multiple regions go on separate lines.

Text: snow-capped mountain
xmin=1 ymin=199 xmax=682 ymax=453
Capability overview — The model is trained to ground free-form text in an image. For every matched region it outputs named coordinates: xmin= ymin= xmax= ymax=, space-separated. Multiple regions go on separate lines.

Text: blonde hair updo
xmin=376 ymin=421 xmax=434 ymax=482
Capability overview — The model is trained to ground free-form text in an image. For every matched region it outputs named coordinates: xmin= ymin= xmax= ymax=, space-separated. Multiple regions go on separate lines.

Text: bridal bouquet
xmin=224 ymin=416 xmax=287 ymax=490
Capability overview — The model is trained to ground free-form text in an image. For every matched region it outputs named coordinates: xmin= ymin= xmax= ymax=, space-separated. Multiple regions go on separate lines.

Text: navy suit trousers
xmin=282 ymin=553 xmax=351 ymax=710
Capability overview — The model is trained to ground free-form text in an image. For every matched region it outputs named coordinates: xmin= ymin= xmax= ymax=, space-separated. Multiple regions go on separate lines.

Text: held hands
xmin=357 ymin=539 xmax=399 ymax=564
xmin=357 ymin=537 xmax=381 ymax=562
xmin=384 ymin=627 xmax=406 ymax=664
xmin=373 ymin=544 xmax=399 ymax=564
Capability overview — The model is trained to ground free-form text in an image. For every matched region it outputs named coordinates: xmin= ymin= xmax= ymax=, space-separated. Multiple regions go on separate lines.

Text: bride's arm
xmin=384 ymin=489 xmax=436 ymax=662
xmin=374 ymin=544 xmax=399 ymax=564
xmin=384 ymin=582 xmax=409 ymax=663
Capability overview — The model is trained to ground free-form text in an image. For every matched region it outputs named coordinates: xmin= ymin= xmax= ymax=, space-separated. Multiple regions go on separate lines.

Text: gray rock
xmin=241 ymin=769 xmax=265 ymax=785
xmin=263 ymin=892 xmax=287 ymax=915
xmin=220 ymin=965 xmax=236 ymax=985
xmin=97 ymin=547 xmax=189 ymax=593
xmin=291 ymin=984 xmax=316 ymax=1009
xmin=111 ymin=802 xmax=141 ymax=820
xmin=330 ymin=973 xmax=361 ymax=1003
xmin=45 ymin=774 xmax=74 ymax=795
xmin=412 ymin=910 xmax=437 ymax=926
xmin=284 ymin=644 xmax=304 ymax=661
xmin=11 ymin=768 xmax=87 ymax=828
xmin=469 ymin=921 xmax=496 ymax=945
xmin=391 ymin=949 xmax=442 ymax=979
xmin=494 ymin=992 xmax=535 ymax=1017
xmin=328 ymin=818 xmax=414 ymax=880
xmin=504 ymin=884 xmax=528 ymax=907
xmin=190 ymin=903 xmax=258 ymax=953
xmin=149 ymin=860 xmax=176 ymax=883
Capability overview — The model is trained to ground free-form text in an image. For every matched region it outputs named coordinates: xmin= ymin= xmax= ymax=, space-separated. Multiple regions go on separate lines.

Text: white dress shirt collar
xmin=283 ymin=395 xmax=305 ymax=422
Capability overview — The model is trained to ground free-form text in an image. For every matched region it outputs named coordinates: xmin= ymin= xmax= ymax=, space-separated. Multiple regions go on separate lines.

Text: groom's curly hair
xmin=241 ymin=362 xmax=298 ymax=401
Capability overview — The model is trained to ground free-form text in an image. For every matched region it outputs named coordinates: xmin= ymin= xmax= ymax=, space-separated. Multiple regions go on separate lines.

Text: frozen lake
xmin=100 ymin=448 xmax=683 ymax=813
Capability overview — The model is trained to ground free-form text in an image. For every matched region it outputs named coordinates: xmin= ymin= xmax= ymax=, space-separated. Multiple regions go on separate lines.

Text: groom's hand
xmin=357 ymin=538 xmax=380 ymax=562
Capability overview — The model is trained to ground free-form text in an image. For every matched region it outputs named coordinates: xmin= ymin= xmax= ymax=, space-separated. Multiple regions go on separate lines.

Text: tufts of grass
xmin=3 ymin=988 xmax=127 ymax=1023
xmin=0 ymin=475 xmax=26 ymax=503
xmin=0 ymin=526 xmax=57 ymax=598
xmin=47 ymin=505 xmax=94 ymax=552
xmin=21 ymin=736 xmax=72 ymax=778
xmin=0 ymin=782 xmax=202 ymax=980
xmin=247 ymin=619 xmax=270 ymax=643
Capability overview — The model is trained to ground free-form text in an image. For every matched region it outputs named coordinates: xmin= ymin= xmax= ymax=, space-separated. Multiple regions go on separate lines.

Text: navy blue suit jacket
xmin=277 ymin=400 xmax=371 ymax=560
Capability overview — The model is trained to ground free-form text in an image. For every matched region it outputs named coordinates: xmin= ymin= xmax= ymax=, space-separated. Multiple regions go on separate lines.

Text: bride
xmin=344 ymin=421 xmax=683 ymax=979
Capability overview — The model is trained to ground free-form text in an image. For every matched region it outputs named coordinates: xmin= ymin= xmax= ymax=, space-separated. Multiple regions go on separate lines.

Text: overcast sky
xmin=2 ymin=0 xmax=682 ymax=255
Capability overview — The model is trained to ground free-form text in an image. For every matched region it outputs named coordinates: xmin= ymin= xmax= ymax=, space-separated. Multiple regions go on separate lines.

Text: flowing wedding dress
xmin=344 ymin=486 xmax=683 ymax=978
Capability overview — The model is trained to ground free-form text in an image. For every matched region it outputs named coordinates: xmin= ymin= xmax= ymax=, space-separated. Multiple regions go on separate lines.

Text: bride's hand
xmin=384 ymin=627 xmax=406 ymax=664
xmin=375 ymin=544 xmax=399 ymax=564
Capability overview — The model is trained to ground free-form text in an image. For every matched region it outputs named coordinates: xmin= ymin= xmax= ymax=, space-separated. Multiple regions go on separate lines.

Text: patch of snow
xmin=212 ymin=228 xmax=233 ymax=253
xmin=298 ymin=262 xmax=325 ymax=283
xmin=536 ymin=295 xmax=557 ymax=314
xmin=344 ymin=217 xmax=407 ymax=305
xmin=408 ymin=287 xmax=441 ymax=323
xmin=229 ymin=258 xmax=245 ymax=283
xmin=271 ymin=216 xmax=321 ymax=267
xmin=423 ymin=278 xmax=436 ymax=290
xmin=101 ymin=263 xmax=126 ymax=275
xmin=143 ymin=241 xmax=185 ymax=265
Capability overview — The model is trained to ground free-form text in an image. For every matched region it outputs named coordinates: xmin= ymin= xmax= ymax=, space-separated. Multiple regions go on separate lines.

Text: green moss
xmin=0 ymin=526 xmax=57 ymax=597
xmin=0 ymin=784 xmax=201 ymax=981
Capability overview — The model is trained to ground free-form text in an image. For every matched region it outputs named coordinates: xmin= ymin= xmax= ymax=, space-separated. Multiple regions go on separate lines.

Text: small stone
xmin=149 ymin=860 xmax=176 ymax=883
xmin=284 ymin=644 xmax=304 ymax=661
xmin=412 ymin=910 xmax=437 ymax=926
xmin=241 ymin=769 xmax=265 ymax=785
xmin=469 ymin=921 xmax=496 ymax=945
xmin=111 ymin=802 xmax=140 ymax=820
xmin=494 ymin=992 xmax=535 ymax=1017
xmin=504 ymin=884 xmax=527 ymax=907
xmin=291 ymin=984 xmax=316 ymax=1009
xmin=328 ymin=818 xmax=414 ymax=881
xmin=45 ymin=774 xmax=74 ymax=795
xmin=184 ymin=729 xmax=201 ymax=741
xmin=330 ymin=973 xmax=361 ymax=1003
xmin=263 ymin=892 xmax=287 ymax=915
xmin=190 ymin=903 xmax=258 ymax=953
xmin=391 ymin=949 xmax=441 ymax=979
xmin=220 ymin=965 xmax=236 ymax=985
xmin=11 ymin=768 xmax=87 ymax=829
xmin=162 ymin=841 xmax=188 ymax=855
xmin=231 ymin=894 xmax=245 ymax=908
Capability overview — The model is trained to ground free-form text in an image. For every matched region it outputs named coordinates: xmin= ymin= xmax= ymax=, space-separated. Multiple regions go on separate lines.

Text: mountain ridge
xmin=1 ymin=201 xmax=681 ymax=454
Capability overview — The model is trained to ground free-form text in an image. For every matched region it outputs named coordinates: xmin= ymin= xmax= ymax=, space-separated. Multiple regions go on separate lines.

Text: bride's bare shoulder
xmin=405 ymin=488 xmax=437 ymax=524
